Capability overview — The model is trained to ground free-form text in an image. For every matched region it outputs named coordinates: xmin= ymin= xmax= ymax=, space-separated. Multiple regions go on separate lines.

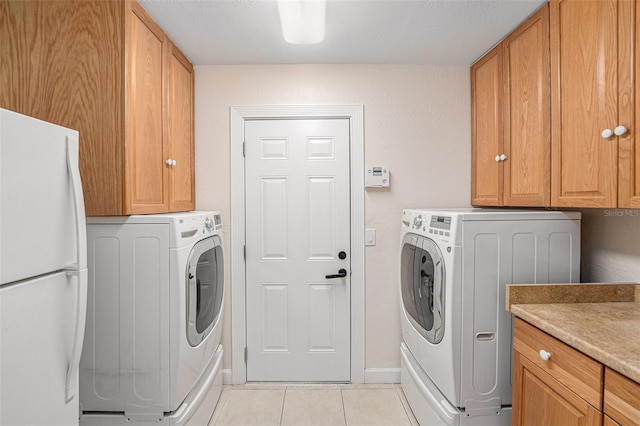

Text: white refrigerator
xmin=0 ymin=108 xmax=88 ymax=425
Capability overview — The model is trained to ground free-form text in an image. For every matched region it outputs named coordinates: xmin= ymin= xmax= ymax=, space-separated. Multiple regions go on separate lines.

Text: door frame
xmin=230 ymin=105 xmax=365 ymax=384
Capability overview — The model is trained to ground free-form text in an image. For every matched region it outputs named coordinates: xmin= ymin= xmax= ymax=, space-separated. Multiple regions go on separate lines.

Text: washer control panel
xmin=428 ymin=215 xmax=452 ymax=238
xmin=202 ymin=212 xmax=222 ymax=234
xmin=402 ymin=210 xmax=455 ymax=244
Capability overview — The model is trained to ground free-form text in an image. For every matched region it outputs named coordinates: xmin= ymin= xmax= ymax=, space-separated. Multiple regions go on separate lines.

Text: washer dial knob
xmin=204 ymin=217 xmax=214 ymax=231
xmin=413 ymin=216 xmax=423 ymax=228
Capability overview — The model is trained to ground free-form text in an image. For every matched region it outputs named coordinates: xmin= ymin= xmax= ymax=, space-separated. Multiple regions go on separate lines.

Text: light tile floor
xmin=208 ymin=384 xmax=418 ymax=426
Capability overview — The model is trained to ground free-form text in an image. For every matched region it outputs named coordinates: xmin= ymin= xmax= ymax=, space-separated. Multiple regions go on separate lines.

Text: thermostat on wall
xmin=365 ymin=166 xmax=389 ymax=187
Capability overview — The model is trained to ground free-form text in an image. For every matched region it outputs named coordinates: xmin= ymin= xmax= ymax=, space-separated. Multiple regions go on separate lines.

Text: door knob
xmin=325 ymin=269 xmax=347 ymax=279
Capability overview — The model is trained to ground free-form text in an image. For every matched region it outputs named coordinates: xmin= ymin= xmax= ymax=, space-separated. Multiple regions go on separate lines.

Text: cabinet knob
xmin=172 ymin=159 xmax=177 ymax=166
xmin=166 ymin=158 xmax=173 ymax=166
xmin=539 ymin=349 xmax=552 ymax=361
xmin=495 ymin=155 xmax=501 ymax=162
xmin=495 ymin=154 xmax=507 ymax=162
xmin=614 ymin=125 xmax=628 ymax=136
xmin=601 ymin=128 xmax=614 ymax=139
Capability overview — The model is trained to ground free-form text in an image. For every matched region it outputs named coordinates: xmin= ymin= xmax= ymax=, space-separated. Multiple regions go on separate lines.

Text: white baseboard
xmin=222 ymin=369 xmax=233 ymax=385
xmin=222 ymin=368 xmax=399 ymax=385
xmin=364 ymin=368 xmax=401 ymax=384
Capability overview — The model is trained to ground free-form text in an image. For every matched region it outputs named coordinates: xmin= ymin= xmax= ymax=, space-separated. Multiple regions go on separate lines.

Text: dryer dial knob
xmin=413 ymin=216 xmax=423 ymax=228
xmin=204 ymin=217 xmax=214 ymax=231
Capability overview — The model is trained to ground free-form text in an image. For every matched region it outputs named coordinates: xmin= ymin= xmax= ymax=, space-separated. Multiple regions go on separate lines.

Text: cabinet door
xmin=513 ymin=351 xmax=603 ymax=426
xmin=550 ymin=0 xmax=619 ymax=207
xmin=604 ymin=367 xmax=640 ymax=426
xmin=604 ymin=415 xmax=621 ymax=426
xmin=503 ymin=4 xmax=550 ymax=206
xmin=471 ymin=44 xmax=503 ymax=206
xmin=618 ymin=0 xmax=640 ymax=208
xmin=125 ymin=1 xmax=169 ymax=214
xmin=168 ymin=42 xmax=195 ymax=212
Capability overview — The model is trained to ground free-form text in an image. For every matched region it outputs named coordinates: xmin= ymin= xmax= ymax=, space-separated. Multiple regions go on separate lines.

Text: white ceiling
xmin=138 ymin=0 xmax=546 ymax=66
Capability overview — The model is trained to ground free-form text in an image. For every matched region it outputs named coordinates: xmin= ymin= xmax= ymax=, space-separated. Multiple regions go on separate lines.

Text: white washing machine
xmin=80 ymin=211 xmax=225 ymax=425
xmin=399 ymin=209 xmax=581 ymax=426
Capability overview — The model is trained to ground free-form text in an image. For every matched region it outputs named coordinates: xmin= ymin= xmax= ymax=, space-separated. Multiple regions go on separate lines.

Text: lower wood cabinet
xmin=513 ymin=317 xmax=640 ymax=426
xmin=512 ymin=318 xmax=603 ymax=425
xmin=604 ymin=367 xmax=640 ymax=426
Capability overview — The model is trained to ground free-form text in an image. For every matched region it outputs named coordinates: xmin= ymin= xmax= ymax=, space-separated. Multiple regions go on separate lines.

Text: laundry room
xmin=1 ymin=1 xmax=640 ymax=426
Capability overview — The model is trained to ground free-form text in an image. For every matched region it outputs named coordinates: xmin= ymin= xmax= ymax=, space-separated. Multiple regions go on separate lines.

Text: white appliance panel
xmin=400 ymin=208 xmax=580 ymax=425
xmin=81 ymin=224 xmax=170 ymax=411
xmin=80 ymin=212 xmax=224 ymax=424
xmin=0 ymin=272 xmax=79 ymax=425
xmin=0 ymin=109 xmax=84 ymax=284
xmin=0 ymin=108 xmax=87 ymax=426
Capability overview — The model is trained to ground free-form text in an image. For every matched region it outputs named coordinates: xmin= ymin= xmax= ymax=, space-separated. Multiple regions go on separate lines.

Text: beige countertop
xmin=507 ymin=283 xmax=640 ymax=384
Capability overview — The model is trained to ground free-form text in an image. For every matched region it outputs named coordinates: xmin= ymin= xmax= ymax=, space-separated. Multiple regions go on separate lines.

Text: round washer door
xmin=186 ymin=235 xmax=223 ymax=347
xmin=400 ymin=233 xmax=445 ymax=344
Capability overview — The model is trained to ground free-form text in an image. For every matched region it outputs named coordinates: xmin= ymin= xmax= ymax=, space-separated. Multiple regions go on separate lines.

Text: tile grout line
xmin=279 ymin=387 xmax=287 ymax=426
xmin=340 ymin=387 xmax=348 ymax=426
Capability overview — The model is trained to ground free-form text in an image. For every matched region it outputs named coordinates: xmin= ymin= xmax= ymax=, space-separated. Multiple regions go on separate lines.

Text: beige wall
xmin=193 ymin=64 xmax=472 ymax=375
xmin=580 ymin=209 xmax=640 ymax=283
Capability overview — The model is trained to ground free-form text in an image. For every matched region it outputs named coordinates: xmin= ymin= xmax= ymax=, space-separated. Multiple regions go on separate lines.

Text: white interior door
xmin=245 ymin=118 xmax=351 ymax=382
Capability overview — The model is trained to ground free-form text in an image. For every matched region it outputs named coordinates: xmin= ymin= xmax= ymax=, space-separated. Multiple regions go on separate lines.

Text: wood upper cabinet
xmin=618 ymin=0 xmax=640 ymax=208
xmin=471 ymin=44 xmax=503 ymax=206
xmin=126 ymin=1 xmax=170 ymax=214
xmin=550 ymin=0 xmax=640 ymax=208
xmin=167 ymin=42 xmax=196 ymax=212
xmin=503 ymin=4 xmax=551 ymax=206
xmin=512 ymin=318 xmax=603 ymax=426
xmin=0 ymin=0 xmax=195 ymax=216
xmin=471 ymin=4 xmax=550 ymax=207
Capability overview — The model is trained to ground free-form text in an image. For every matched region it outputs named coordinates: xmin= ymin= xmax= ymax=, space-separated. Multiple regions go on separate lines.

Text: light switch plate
xmin=365 ymin=228 xmax=376 ymax=246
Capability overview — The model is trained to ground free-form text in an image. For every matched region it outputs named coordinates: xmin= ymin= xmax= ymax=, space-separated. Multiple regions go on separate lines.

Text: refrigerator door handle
xmin=64 ymin=136 xmax=88 ymax=401
xmin=64 ymin=268 xmax=87 ymax=401
xmin=66 ymin=136 xmax=87 ymax=270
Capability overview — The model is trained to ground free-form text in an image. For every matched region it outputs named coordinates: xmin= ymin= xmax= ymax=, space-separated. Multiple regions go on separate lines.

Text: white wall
xmin=580 ymin=209 xmax=640 ymax=283
xmin=193 ymin=64 xmax=472 ymax=375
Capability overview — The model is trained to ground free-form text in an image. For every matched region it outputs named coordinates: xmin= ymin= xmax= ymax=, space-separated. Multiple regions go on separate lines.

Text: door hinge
xmin=242 ymin=141 xmax=246 ymax=157
xmin=244 ymin=347 xmax=248 ymax=363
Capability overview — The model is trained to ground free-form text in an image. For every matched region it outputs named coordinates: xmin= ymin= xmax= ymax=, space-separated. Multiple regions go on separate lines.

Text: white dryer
xmin=80 ymin=211 xmax=225 ymax=426
xmin=399 ymin=209 xmax=581 ymax=426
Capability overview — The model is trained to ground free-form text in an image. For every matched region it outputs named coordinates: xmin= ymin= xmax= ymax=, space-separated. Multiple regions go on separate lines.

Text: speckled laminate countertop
xmin=506 ymin=283 xmax=640 ymax=384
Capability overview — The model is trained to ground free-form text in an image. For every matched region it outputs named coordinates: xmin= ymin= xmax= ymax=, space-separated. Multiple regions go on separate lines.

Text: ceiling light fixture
xmin=277 ymin=0 xmax=327 ymax=44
